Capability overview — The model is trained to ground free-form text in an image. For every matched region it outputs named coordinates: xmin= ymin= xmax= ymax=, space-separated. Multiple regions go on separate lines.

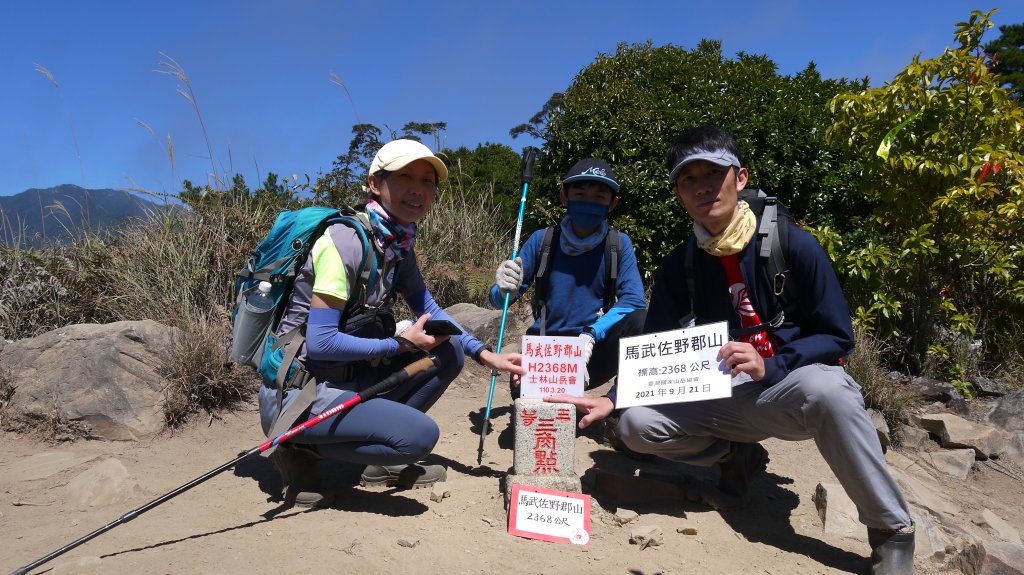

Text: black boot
xmin=269 ymin=443 xmax=328 ymax=508
xmin=868 ymin=526 xmax=915 ymax=575
xmin=717 ymin=442 xmax=769 ymax=502
xmin=602 ymin=413 xmax=656 ymax=461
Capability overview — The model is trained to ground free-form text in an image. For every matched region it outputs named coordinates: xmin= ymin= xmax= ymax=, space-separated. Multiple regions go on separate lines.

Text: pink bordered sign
xmin=520 ymin=335 xmax=587 ymax=399
xmin=508 ymin=484 xmax=591 ymax=545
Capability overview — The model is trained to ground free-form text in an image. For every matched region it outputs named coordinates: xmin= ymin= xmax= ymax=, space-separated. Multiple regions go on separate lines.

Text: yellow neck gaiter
xmin=693 ymin=200 xmax=756 ymax=256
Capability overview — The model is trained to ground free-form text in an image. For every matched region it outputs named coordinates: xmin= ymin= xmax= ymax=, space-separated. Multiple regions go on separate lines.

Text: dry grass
xmin=161 ymin=308 xmax=253 ymax=426
xmin=416 ymin=177 xmax=514 ymax=308
xmin=846 ymin=326 xmax=915 ymax=444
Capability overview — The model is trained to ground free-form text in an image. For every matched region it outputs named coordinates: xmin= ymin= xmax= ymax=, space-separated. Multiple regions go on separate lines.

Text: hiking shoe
xmin=270 ymin=444 xmax=328 ymax=508
xmin=868 ymin=525 xmax=916 ymax=575
xmin=717 ymin=442 xmax=769 ymax=502
xmin=360 ymin=463 xmax=447 ymax=489
xmin=603 ymin=413 xmax=656 ymax=462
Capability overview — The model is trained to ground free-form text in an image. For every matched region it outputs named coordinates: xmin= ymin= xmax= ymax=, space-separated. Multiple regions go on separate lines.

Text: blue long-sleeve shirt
xmin=488 ymin=227 xmax=647 ymax=341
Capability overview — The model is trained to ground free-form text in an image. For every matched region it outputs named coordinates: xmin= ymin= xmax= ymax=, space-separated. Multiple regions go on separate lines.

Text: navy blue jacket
xmin=644 ymin=223 xmax=854 ymax=387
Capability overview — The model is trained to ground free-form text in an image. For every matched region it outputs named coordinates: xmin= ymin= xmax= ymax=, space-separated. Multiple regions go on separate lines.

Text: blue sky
xmin=2 ymin=1 xmax=1021 ymax=197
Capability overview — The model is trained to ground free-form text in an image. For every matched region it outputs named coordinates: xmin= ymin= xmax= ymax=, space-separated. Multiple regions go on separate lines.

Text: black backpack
xmin=682 ymin=189 xmax=799 ymax=335
xmin=531 ymin=225 xmax=621 ymax=333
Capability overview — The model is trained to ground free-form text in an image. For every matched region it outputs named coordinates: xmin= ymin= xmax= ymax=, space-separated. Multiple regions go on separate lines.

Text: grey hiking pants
xmin=617 ymin=363 xmax=912 ymax=531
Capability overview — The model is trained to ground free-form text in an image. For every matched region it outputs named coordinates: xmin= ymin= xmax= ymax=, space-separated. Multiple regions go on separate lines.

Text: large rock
xmin=0 ymin=320 xmax=178 ymax=440
xmin=919 ymin=413 xmax=1006 ymax=460
xmin=988 ymin=390 xmax=1024 ymax=434
xmin=445 ymin=302 xmax=530 ymax=350
xmin=445 ymin=303 xmax=503 ymax=345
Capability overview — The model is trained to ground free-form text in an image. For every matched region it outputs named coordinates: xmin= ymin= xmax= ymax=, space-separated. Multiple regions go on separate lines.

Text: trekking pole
xmin=477 ymin=146 xmax=537 ymax=465
xmin=9 ymin=355 xmax=440 ymax=575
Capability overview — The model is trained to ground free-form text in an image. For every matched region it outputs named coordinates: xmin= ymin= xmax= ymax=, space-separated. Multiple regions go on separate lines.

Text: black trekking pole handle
xmin=9 ymin=354 xmax=440 ymax=575
xmin=520 ymin=146 xmax=538 ymax=183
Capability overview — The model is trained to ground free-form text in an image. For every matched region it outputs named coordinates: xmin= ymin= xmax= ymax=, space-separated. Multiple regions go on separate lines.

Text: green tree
xmin=827 ymin=9 xmax=1024 ymax=381
xmin=440 ymin=142 xmax=522 ymax=219
xmin=985 ymin=22 xmax=1024 ymax=99
xmin=524 ymin=40 xmax=865 ymax=277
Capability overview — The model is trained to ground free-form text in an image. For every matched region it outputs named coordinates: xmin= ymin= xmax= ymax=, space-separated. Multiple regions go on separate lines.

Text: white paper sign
xmin=520 ymin=335 xmax=586 ymax=398
xmin=508 ymin=484 xmax=591 ymax=545
xmin=614 ymin=321 xmax=732 ymax=408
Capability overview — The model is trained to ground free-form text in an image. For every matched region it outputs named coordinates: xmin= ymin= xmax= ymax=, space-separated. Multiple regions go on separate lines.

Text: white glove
xmin=394 ymin=319 xmax=414 ymax=337
xmin=579 ymin=332 xmax=596 ymax=383
xmin=495 ymin=257 xmax=524 ymax=296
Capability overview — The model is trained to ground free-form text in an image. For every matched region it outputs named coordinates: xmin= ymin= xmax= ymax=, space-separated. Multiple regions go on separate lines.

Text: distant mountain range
xmin=0 ymin=185 xmax=170 ymax=247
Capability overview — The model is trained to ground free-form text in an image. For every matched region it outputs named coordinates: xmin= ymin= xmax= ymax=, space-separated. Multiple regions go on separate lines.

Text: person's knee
xmin=399 ymin=416 xmax=441 ymax=459
xmin=617 ymin=408 xmax=662 ymax=451
xmin=620 ymin=309 xmax=647 ymax=336
xmin=799 ymin=366 xmax=866 ymax=417
xmin=432 ymin=340 xmax=465 ymax=382
xmin=606 ymin=309 xmax=647 ymax=340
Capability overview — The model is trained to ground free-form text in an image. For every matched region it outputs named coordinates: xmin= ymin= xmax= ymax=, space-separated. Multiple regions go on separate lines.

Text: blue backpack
xmin=230 ymin=206 xmax=378 ymax=385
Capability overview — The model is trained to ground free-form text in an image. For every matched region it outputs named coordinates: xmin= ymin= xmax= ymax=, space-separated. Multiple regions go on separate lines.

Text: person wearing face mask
xmin=488 ymin=158 xmax=647 ymax=405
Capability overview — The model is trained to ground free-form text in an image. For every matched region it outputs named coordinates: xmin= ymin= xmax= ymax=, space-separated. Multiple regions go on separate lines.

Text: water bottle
xmin=231 ymin=281 xmax=277 ymax=368
xmin=249 ymin=281 xmax=275 ymax=311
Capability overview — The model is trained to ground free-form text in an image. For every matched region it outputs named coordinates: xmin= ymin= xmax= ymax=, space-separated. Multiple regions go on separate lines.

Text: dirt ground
xmin=2 ymin=360 xmax=1021 ymax=575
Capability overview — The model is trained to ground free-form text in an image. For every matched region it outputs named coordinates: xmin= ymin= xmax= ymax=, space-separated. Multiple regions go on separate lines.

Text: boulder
xmin=988 ymin=390 xmax=1024 ymax=434
xmin=972 ymin=376 xmax=1016 ymax=398
xmin=869 ymin=408 xmax=891 ymax=449
xmin=919 ymin=413 xmax=1006 ymax=460
xmin=444 ymin=303 xmax=502 ymax=344
xmin=1 ymin=320 xmax=178 ymax=440
xmin=927 ymin=448 xmax=976 ymax=479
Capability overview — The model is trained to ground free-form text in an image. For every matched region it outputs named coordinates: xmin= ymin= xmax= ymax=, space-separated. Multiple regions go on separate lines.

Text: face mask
xmin=566 ymin=200 xmax=609 ymax=230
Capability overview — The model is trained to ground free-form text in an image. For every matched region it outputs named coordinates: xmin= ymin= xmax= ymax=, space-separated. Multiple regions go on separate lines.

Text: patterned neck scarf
xmin=558 ymin=216 xmax=608 ymax=256
xmin=365 ymin=199 xmax=417 ymax=262
xmin=693 ymin=200 xmax=757 ymax=256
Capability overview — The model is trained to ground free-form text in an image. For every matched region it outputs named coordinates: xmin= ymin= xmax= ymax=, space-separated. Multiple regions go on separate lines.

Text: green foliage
xmin=526 ymin=40 xmax=865 ymax=277
xmin=827 ymin=9 xmax=1024 ymax=379
xmin=441 ymin=142 xmax=523 ymax=221
xmin=985 ymin=22 xmax=1024 ymax=99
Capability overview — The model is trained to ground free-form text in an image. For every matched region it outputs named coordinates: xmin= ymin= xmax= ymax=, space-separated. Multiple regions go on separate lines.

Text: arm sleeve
xmin=305 ymin=306 xmax=400 ymax=361
xmin=588 ymin=233 xmax=648 ymax=341
xmin=488 ymin=230 xmax=542 ymax=308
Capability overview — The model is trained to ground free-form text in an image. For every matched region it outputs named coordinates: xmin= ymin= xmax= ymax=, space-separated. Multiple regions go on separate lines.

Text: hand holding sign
xmin=615 ymin=321 xmax=732 ymax=409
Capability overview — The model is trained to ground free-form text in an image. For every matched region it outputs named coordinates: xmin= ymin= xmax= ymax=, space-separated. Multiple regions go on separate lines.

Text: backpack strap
xmin=682 ymin=236 xmax=699 ymax=328
xmin=603 ymin=228 xmax=620 ymax=313
xmin=756 ymin=196 xmax=798 ymax=318
xmin=532 ymin=226 xmax=558 ymax=336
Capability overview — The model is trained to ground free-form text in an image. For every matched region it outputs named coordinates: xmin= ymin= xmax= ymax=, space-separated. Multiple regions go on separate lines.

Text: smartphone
xmin=423 ymin=319 xmax=463 ymax=336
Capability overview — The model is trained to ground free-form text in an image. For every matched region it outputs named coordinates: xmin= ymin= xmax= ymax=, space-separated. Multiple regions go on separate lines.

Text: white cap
xmin=368 ymin=139 xmax=448 ymax=182
xmin=258 ymin=281 xmax=272 ymax=293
